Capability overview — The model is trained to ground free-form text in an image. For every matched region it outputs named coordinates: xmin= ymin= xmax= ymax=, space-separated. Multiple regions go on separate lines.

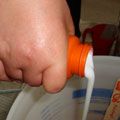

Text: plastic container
xmin=6 ymin=56 xmax=120 ymax=120
xmin=77 ymin=56 xmax=120 ymax=120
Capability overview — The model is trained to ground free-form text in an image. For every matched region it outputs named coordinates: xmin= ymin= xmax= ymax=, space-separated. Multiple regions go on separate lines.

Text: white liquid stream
xmin=82 ymin=50 xmax=95 ymax=120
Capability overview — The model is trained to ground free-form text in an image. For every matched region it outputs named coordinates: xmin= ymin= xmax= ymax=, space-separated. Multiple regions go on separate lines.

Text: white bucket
xmin=6 ymin=56 xmax=120 ymax=120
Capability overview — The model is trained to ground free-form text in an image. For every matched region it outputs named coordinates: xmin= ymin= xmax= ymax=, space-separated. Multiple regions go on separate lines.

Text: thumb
xmin=43 ymin=61 xmax=66 ymax=93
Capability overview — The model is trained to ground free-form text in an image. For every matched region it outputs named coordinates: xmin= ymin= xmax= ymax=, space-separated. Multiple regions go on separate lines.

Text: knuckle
xmin=21 ymin=44 xmax=36 ymax=62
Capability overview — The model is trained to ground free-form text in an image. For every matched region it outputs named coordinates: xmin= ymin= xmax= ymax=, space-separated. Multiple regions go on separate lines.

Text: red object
xmin=116 ymin=81 xmax=120 ymax=91
xmin=82 ymin=24 xmax=115 ymax=55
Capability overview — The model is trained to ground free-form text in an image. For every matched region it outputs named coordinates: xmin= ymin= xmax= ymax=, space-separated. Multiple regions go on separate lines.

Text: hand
xmin=0 ymin=0 xmax=74 ymax=93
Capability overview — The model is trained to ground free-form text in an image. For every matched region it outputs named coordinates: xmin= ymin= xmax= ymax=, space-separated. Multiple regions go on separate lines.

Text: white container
xmin=6 ymin=56 xmax=120 ymax=120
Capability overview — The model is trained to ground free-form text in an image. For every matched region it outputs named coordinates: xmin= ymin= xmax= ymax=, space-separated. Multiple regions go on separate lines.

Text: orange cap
xmin=67 ymin=35 xmax=92 ymax=78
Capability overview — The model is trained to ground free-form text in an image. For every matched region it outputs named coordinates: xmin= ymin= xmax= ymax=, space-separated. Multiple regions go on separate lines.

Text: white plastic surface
xmin=6 ymin=56 xmax=120 ymax=120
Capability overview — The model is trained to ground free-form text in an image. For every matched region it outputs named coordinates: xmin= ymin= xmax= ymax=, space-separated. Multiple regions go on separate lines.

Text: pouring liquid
xmin=82 ymin=50 xmax=95 ymax=120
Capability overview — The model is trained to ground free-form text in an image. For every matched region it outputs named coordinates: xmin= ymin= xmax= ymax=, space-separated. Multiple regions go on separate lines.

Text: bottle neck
xmin=67 ymin=35 xmax=93 ymax=78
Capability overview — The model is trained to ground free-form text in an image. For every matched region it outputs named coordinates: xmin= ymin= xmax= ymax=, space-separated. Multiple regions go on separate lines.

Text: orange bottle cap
xmin=67 ymin=35 xmax=92 ymax=78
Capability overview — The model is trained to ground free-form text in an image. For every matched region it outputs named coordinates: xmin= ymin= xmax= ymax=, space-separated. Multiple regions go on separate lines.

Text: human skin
xmin=0 ymin=0 xmax=74 ymax=93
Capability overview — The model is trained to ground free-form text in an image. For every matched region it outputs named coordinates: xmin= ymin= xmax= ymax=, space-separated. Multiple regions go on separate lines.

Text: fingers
xmin=0 ymin=60 xmax=10 ymax=81
xmin=3 ymin=64 xmax=22 ymax=80
xmin=43 ymin=62 xmax=66 ymax=93
xmin=22 ymin=67 xmax=42 ymax=87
